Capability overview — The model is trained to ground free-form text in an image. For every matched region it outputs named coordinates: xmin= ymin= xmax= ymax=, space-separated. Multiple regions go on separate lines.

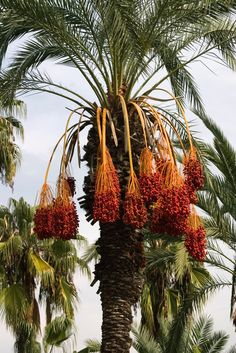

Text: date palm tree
xmin=193 ymin=114 xmax=236 ymax=328
xmin=1 ymin=1 xmax=236 ymax=352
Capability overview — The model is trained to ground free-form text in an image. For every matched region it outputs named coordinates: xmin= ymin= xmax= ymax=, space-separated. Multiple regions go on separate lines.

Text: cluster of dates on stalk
xmin=143 ymin=148 xmax=206 ymax=261
xmin=93 ymin=143 xmax=206 ymax=262
xmin=34 ymin=176 xmax=79 ymax=241
xmin=141 ymin=148 xmax=206 ymax=261
xmin=93 ymin=147 xmax=148 ymax=229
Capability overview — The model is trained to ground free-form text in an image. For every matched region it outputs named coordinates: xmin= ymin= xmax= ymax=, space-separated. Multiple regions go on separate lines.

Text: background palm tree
xmin=140 ymin=232 xmax=212 ymax=337
xmin=1 ymin=1 xmax=236 ymax=352
xmin=39 ymin=235 xmax=90 ymax=326
xmin=0 ymin=198 xmax=88 ymax=352
xmin=0 ymin=197 xmax=53 ymax=352
xmin=133 ymin=315 xmax=235 ymax=353
xmin=193 ymin=115 xmax=236 ymax=328
xmin=0 ymin=102 xmax=24 ymax=186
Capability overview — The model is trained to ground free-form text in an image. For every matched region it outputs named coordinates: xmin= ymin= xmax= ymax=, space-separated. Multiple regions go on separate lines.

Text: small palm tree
xmin=39 ymin=235 xmax=90 ymax=325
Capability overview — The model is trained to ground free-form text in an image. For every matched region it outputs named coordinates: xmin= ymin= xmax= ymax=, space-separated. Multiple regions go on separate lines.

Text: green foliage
xmin=0 ymin=198 xmax=88 ymax=352
xmin=133 ymin=326 xmax=161 ymax=353
xmin=193 ymin=115 xmax=236 ymax=320
xmin=0 ymin=114 xmax=23 ymax=186
xmin=141 ymin=231 xmax=213 ymax=336
xmin=0 ymin=0 xmax=236 ymax=113
xmin=78 ymin=315 xmax=230 ymax=353
xmin=43 ymin=315 xmax=75 ymax=353
xmin=0 ymin=284 xmax=29 ymax=329
xmin=76 ymin=339 xmax=101 ymax=353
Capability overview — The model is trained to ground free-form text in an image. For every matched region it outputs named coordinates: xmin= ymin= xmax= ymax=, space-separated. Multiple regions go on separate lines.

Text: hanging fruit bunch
xmin=123 ymin=172 xmax=148 ymax=228
xmin=139 ymin=147 xmax=162 ymax=205
xmin=184 ymin=210 xmax=207 ymax=261
xmin=120 ymin=96 xmax=148 ymax=228
xmin=34 ymin=183 xmax=54 ymax=240
xmin=147 ymin=111 xmax=190 ymax=237
xmin=183 ymin=148 xmax=204 ymax=204
xmin=129 ymin=93 xmax=205 ymax=254
xmin=34 ymin=108 xmax=80 ymax=241
xmin=93 ymin=108 xmax=121 ymax=223
xmin=52 ymin=176 xmax=79 ymax=240
xmin=34 ymin=177 xmax=79 ymax=241
xmin=151 ymin=157 xmax=191 ymax=237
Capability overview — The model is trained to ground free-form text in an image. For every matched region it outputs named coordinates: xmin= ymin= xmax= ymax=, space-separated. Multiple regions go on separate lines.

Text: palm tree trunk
xmin=81 ymin=111 xmax=145 ymax=352
xmin=95 ymin=222 xmax=144 ymax=353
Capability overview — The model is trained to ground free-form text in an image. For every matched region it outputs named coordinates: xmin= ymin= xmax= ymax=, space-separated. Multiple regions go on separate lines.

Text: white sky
xmin=1 ymin=56 xmax=236 ymax=351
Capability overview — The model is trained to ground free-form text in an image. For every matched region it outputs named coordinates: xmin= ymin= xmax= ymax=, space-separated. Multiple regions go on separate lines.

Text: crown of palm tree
xmin=0 ymin=0 xmax=236 ymax=110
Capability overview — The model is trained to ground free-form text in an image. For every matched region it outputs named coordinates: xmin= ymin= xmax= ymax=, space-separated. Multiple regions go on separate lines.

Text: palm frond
xmin=28 ymin=250 xmax=54 ymax=285
xmin=189 ymin=316 xmax=228 ymax=353
xmin=174 ymin=242 xmax=190 ymax=281
xmin=132 ymin=325 xmax=161 ymax=353
xmin=57 ymin=277 xmax=78 ymax=318
xmin=76 ymin=339 xmax=101 ymax=353
xmin=0 ymin=115 xmax=23 ymax=185
xmin=0 ymin=284 xmax=29 ymax=330
xmin=165 ymin=276 xmax=231 ymax=353
xmin=43 ymin=315 xmax=75 ymax=352
xmin=82 ymin=243 xmax=100 ymax=264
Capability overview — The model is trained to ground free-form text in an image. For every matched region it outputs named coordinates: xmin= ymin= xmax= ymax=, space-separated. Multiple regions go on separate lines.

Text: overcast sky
xmin=1 ymin=55 xmax=236 ymax=352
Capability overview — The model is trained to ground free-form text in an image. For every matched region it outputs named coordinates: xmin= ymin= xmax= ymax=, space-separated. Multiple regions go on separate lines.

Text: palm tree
xmin=192 ymin=115 xmax=236 ymax=328
xmin=0 ymin=197 xmax=54 ymax=352
xmin=0 ymin=102 xmax=24 ymax=186
xmin=0 ymin=198 xmax=87 ymax=352
xmin=1 ymin=1 xmax=236 ymax=352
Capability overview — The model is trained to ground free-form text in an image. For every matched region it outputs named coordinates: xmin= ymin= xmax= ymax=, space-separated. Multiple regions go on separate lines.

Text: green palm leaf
xmin=43 ymin=315 xmax=75 ymax=352
xmin=0 ymin=283 xmax=29 ymax=329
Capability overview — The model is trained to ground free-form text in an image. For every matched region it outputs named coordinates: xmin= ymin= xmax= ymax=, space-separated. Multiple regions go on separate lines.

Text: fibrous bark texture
xmin=96 ymin=222 xmax=144 ymax=353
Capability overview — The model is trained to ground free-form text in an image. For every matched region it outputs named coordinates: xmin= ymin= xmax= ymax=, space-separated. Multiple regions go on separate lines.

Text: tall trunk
xmin=95 ymin=222 xmax=144 ymax=353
